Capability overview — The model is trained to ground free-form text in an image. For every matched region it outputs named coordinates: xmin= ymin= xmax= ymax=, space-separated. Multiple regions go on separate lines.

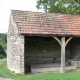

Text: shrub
xmin=0 ymin=45 xmax=6 ymax=58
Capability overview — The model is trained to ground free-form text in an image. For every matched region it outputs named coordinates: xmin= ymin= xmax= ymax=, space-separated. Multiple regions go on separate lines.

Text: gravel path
xmin=0 ymin=77 xmax=11 ymax=80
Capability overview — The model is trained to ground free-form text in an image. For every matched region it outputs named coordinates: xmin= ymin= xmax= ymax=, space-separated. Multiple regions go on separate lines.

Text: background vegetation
xmin=0 ymin=33 xmax=7 ymax=58
xmin=0 ymin=33 xmax=7 ymax=49
xmin=36 ymin=0 xmax=80 ymax=15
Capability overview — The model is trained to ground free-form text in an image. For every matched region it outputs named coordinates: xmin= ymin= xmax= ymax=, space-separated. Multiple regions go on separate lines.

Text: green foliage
xmin=0 ymin=45 xmax=6 ymax=58
xmin=36 ymin=0 xmax=80 ymax=15
xmin=0 ymin=33 xmax=7 ymax=49
xmin=0 ymin=33 xmax=7 ymax=58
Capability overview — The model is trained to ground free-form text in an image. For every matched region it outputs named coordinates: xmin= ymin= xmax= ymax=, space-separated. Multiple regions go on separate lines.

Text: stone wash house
xmin=7 ymin=10 xmax=80 ymax=74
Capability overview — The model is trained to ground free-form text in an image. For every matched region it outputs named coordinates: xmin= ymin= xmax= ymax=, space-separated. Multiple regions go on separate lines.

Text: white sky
xmin=0 ymin=0 xmax=43 ymax=33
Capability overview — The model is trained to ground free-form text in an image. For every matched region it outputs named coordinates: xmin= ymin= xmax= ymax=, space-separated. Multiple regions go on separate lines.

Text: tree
xmin=36 ymin=0 xmax=80 ymax=15
xmin=0 ymin=45 xmax=6 ymax=58
xmin=0 ymin=33 xmax=7 ymax=49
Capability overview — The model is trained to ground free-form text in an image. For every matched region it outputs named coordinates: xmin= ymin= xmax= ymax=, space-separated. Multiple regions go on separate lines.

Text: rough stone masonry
xmin=7 ymin=14 xmax=24 ymax=74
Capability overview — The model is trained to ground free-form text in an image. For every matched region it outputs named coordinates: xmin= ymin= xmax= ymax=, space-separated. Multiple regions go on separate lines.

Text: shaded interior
xmin=24 ymin=36 xmax=80 ymax=73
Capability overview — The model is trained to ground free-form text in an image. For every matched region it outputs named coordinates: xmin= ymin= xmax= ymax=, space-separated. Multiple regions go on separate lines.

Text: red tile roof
xmin=11 ymin=10 xmax=80 ymax=36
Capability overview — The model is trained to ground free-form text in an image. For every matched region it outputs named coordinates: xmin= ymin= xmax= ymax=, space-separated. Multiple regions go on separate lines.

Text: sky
xmin=0 ymin=0 xmax=43 ymax=33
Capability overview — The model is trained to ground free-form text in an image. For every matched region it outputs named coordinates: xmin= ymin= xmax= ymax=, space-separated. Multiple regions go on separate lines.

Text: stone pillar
xmin=60 ymin=37 xmax=65 ymax=73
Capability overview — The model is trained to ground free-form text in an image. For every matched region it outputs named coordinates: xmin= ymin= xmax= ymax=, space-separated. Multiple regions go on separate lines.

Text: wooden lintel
xmin=53 ymin=37 xmax=61 ymax=47
xmin=65 ymin=37 xmax=73 ymax=47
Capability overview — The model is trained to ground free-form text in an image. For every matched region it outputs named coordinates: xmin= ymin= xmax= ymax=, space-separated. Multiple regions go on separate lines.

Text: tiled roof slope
xmin=11 ymin=10 xmax=80 ymax=36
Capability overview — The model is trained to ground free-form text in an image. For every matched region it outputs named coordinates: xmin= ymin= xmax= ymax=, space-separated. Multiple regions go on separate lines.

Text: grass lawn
xmin=0 ymin=58 xmax=80 ymax=80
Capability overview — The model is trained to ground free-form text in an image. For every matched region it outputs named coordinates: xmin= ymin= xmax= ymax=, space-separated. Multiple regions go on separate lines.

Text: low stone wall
xmin=68 ymin=55 xmax=80 ymax=68
xmin=70 ymin=60 xmax=80 ymax=68
xmin=25 ymin=58 xmax=55 ymax=64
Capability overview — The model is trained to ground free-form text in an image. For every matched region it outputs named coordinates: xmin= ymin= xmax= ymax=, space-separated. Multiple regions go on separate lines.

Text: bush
xmin=0 ymin=45 xmax=6 ymax=58
xmin=0 ymin=33 xmax=7 ymax=49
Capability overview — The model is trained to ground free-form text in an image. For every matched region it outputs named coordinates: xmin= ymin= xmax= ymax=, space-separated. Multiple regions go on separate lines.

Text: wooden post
xmin=53 ymin=37 xmax=73 ymax=73
xmin=60 ymin=37 xmax=65 ymax=73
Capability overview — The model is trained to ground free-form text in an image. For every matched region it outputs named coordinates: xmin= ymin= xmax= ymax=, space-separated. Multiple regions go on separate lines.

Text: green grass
xmin=0 ymin=59 xmax=80 ymax=80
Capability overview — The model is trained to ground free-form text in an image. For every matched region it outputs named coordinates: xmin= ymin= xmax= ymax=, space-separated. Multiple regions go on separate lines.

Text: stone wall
xmin=24 ymin=36 xmax=71 ymax=64
xmin=70 ymin=38 xmax=80 ymax=56
xmin=7 ymin=14 xmax=24 ymax=74
xmin=25 ymin=36 xmax=61 ymax=58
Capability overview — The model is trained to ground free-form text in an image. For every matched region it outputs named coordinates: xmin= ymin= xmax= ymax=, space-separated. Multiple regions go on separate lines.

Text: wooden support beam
xmin=61 ymin=37 xmax=65 ymax=73
xmin=53 ymin=37 xmax=73 ymax=73
xmin=53 ymin=37 xmax=61 ymax=46
xmin=53 ymin=37 xmax=65 ymax=73
xmin=65 ymin=37 xmax=73 ymax=47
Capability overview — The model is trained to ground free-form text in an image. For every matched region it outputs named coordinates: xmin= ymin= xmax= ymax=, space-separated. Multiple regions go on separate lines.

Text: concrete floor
xmin=30 ymin=63 xmax=76 ymax=73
